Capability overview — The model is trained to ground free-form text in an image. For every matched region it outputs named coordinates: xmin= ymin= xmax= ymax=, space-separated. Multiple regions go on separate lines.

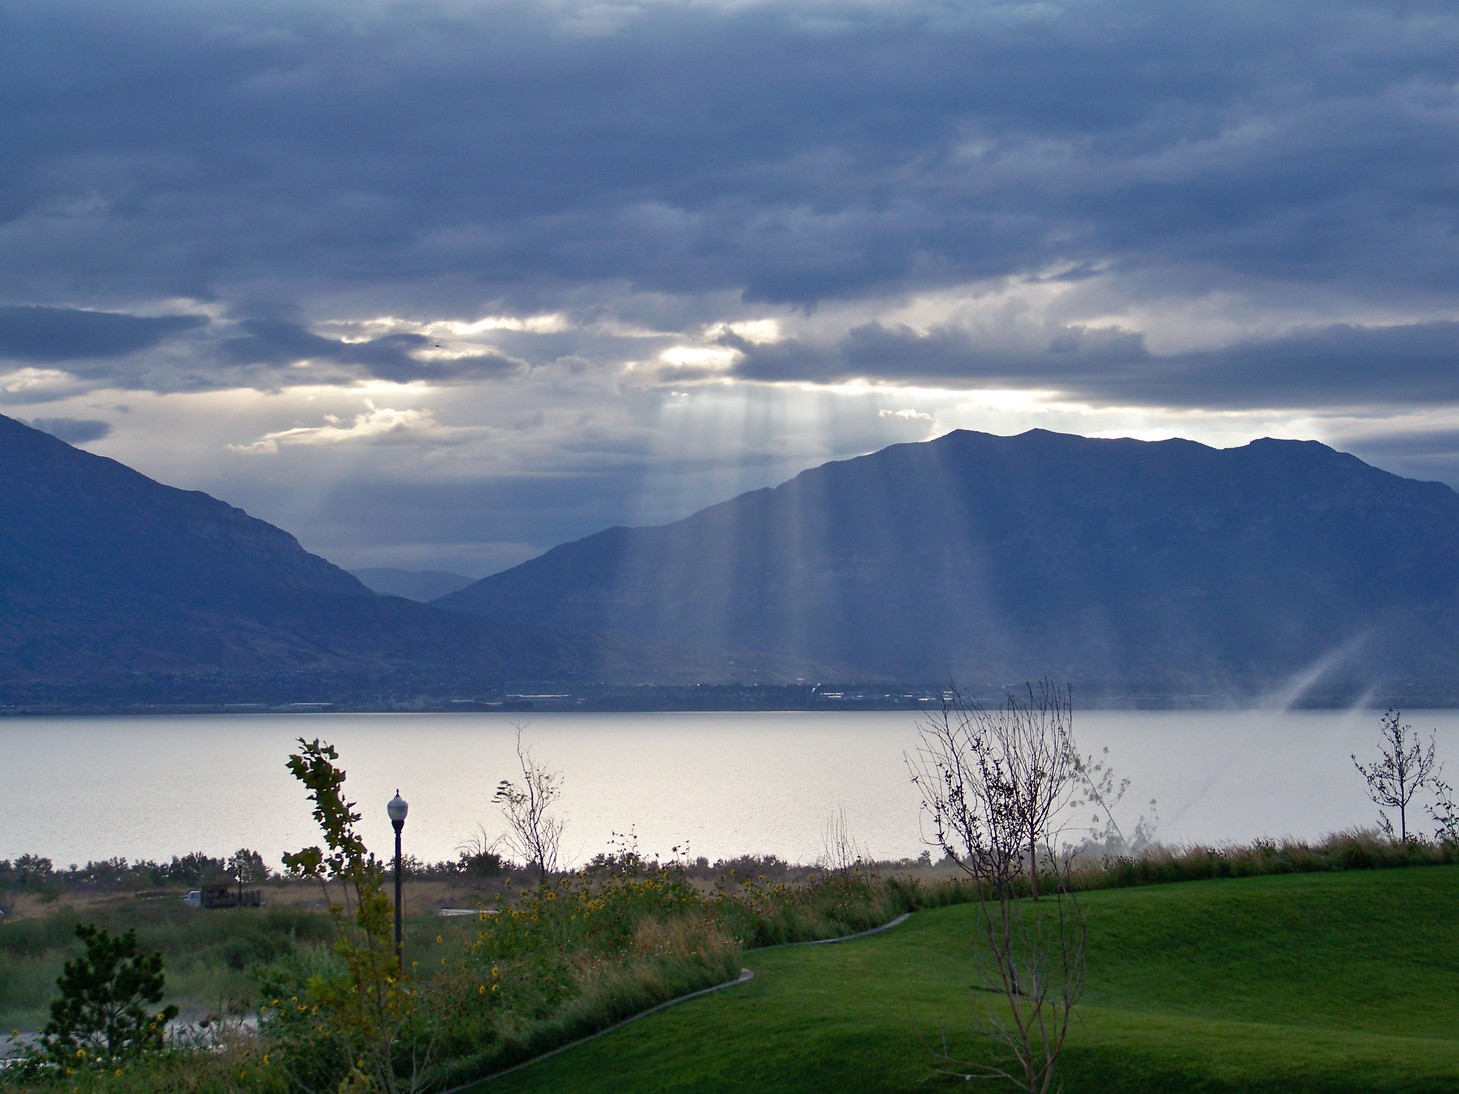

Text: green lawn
xmin=473 ymin=866 xmax=1459 ymax=1093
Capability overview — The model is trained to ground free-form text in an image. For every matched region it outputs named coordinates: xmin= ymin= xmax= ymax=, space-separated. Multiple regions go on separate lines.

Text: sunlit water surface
xmin=4 ymin=709 xmax=1457 ymax=869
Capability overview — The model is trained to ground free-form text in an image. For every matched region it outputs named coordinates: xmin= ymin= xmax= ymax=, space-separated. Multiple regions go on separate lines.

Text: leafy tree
xmin=231 ymin=847 xmax=269 ymax=884
xmin=37 ymin=924 xmax=178 ymax=1067
xmin=493 ymin=726 xmax=564 ymax=884
xmin=1352 ymin=709 xmax=1441 ymax=842
xmin=164 ymin=852 xmax=227 ymax=886
xmin=14 ymin=853 xmax=54 ymax=889
xmin=280 ymin=738 xmax=416 ymax=1093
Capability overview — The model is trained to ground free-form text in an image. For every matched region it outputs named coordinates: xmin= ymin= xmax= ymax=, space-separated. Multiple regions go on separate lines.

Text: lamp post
xmin=387 ymin=790 xmax=409 ymax=973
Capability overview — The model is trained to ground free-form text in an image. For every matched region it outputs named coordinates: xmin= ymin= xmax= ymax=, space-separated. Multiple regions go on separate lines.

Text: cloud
xmin=726 ymin=319 xmax=1152 ymax=386
xmin=1118 ymin=322 xmax=1459 ymax=411
xmin=726 ymin=318 xmax=1459 ymax=413
xmin=218 ymin=319 xmax=528 ymax=385
xmin=227 ymin=402 xmax=450 ymax=454
xmin=10 ymin=0 xmax=1459 ymax=568
xmin=0 ymin=306 xmax=204 ymax=362
xmin=23 ymin=416 xmax=113 ymax=444
xmin=6 ymin=0 xmax=1458 ymax=320
xmin=880 ymin=408 xmax=933 ymax=424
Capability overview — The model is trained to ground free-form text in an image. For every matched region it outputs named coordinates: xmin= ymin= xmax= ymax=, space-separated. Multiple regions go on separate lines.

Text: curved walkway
xmin=454 ymin=912 xmax=914 ymax=1090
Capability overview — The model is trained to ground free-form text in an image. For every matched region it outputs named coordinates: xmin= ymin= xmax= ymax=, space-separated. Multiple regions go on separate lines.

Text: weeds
xmin=6 ymin=825 xmax=1459 ymax=1091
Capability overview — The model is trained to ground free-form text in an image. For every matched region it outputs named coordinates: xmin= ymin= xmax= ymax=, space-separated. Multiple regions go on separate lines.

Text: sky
xmin=6 ymin=0 xmax=1459 ymax=578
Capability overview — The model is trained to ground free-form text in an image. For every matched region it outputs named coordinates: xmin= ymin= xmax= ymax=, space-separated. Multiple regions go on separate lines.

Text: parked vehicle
xmin=181 ymin=884 xmax=261 ymax=909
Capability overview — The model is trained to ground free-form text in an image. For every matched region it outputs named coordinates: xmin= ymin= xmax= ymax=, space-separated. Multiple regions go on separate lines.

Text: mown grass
xmin=476 ymin=865 xmax=1459 ymax=1093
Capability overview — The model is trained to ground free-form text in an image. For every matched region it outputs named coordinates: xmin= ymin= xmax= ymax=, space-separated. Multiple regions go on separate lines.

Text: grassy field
xmin=474 ymin=865 xmax=1459 ymax=1093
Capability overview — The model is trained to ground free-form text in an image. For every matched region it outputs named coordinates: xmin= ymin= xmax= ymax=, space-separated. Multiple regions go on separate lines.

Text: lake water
xmin=4 ymin=708 xmax=1458 ymax=871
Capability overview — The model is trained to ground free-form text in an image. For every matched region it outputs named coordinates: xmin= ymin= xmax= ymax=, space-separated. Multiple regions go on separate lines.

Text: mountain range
xmin=0 ymin=413 xmax=797 ymax=703
xmin=5 ymin=413 xmax=1458 ymax=706
xmin=439 ymin=428 xmax=1459 ymax=701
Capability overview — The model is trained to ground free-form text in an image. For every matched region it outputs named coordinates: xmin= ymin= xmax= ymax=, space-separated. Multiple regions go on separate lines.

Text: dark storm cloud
xmin=729 ymin=319 xmax=1459 ymax=411
xmin=218 ymin=319 xmax=526 ymax=384
xmin=1129 ymin=323 xmax=1459 ymax=410
xmin=7 ymin=0 xmax=1459 ymax=325
xmin=24 ymin=417 xmax=113 ymax=444
xmin=7 ymin=0 xmax=1459 ymax=528
xmin=0 ymin=305 xmax=204 ymax=362
xmin=725 ymin=321 xmax=1151 ymax=386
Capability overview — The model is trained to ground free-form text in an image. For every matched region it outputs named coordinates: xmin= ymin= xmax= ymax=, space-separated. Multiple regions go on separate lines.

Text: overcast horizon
xmin=7 ymin=1 xmax=1459 ymax=578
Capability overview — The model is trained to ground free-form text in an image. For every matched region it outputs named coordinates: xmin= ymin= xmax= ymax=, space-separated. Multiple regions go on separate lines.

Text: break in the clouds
xmin=5 ymin=0 xmax=1459 ymax=574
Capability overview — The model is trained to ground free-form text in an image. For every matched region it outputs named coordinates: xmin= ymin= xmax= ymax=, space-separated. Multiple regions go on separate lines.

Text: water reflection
xmin=2 ymin=708 xmax=1454 ymax=868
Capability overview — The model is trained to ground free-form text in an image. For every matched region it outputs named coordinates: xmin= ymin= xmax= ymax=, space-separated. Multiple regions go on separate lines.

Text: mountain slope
xmin=438 ymin=429 xmax=1459 ymax=696
xmin=0 ymin=414 xmax=797 ymax=692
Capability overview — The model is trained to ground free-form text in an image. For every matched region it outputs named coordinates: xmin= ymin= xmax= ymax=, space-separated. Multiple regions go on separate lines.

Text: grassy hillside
xmin=476 ymin=866 xmax=1459 ymax=1093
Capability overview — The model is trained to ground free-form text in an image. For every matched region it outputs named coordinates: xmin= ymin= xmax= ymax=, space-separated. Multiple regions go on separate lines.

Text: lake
xmin=4 ymin=708 xmax=1458 ymax=870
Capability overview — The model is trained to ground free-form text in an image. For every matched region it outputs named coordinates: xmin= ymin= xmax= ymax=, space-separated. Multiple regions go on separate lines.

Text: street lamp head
xmin=388 ymin=789 xmax=409 ymax=830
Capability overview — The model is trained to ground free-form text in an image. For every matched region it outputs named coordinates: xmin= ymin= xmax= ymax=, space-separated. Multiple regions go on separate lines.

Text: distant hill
xmin=439 ymin=429 xmax=1459 ymax=701
xmin=351 ymin=567 xmax=476 ymax=601
xmin=0 ymin=414 xmax=810 ymax=699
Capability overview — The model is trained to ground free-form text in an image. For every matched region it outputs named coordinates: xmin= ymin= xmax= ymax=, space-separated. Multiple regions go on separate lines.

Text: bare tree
xmin=1068 ymin=745 xmax=1159 ymax=860
xmin=912 ymin=681 xmax=1078 ymax=898
xmin=907 ymin=681 xmax=1086 ymax=1094
xmin=1353 ymin=709 xmax=1442 ymax=842
xmin=493 ymin=725 xmax=565 ymax=883
xmin=819 ymin=805 xmax=866 ymax=874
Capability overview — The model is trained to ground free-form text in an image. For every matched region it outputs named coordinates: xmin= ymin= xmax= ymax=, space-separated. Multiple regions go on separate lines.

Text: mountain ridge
xmin=0 ymin=414 xmax=832 ymax=696
xmin=438 ymin=428 xmax=1459 ymax=698
xmin=8 ymin=416 xmax=1459 ymax=704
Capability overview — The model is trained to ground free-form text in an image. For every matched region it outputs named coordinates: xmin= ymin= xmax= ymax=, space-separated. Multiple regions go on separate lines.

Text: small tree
xmin=1352 ymin=709 xmax=1441 ymax=842
xmin=230 ymin=847 xmax=269 ymax=885
xmin=493 ymin=725 xmax=564 ymax=883
xmin=907 ymin=681 xmax=1086 ymax=1093
xmin=37 ymin=924 xmax=178 ymax=1068
xmin=280 ymin=738 xmax=415 ymax=1093
xmin=456 ymin=826 xmax=506 ymax=877
xmin=912 ymin=681 xmax=1079 ymax=898
xmin=14 ymin=853 xmax=54 ymax=890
